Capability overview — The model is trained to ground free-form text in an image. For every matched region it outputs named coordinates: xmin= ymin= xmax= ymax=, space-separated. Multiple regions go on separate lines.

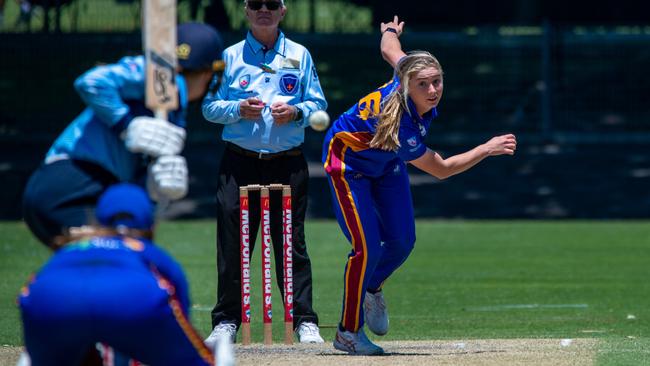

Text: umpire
xmin=202 ymin=0 xmax=327 ymax=345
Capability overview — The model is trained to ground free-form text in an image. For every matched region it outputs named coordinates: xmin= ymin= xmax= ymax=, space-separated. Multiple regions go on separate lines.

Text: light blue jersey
xmin=202 ymin=31 xmax=327 ymax=153
xmin=46 ymin=56 xmax=188 ymax=182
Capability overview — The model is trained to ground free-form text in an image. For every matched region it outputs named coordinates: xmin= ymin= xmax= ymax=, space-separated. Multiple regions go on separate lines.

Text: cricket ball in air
xmin=309 ymin=110 xmax=330 ymax=131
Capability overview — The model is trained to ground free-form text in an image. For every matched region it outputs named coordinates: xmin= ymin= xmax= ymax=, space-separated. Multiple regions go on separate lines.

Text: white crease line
xmin=465 ymin=304 xmax=589 ymax=311
xmin=191 ymin=305 xmax=213 ymax=312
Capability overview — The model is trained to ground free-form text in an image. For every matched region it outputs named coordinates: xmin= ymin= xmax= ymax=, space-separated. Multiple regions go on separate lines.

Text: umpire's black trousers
xmin=211 ymin=143 xmax=319 ymax=329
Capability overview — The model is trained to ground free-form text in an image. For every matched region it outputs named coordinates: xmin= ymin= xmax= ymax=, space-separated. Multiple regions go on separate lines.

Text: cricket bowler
xmin=323 ymin=16 xmax=517 ymax=355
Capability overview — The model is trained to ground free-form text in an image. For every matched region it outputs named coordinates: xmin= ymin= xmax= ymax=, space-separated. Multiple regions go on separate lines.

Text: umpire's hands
xmin=270 ymin=101 xmax=296 ymax=125
xmin=124 ymin=116 xmax=185 ymax=157
xmin=147 ymin=155 xmax=188 ymax=201
xmin=239 ymin=97 xmax=265 ymax=120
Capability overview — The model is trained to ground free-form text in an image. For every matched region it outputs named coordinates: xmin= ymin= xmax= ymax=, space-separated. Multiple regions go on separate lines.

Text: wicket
xmin=239 ymin=184 xmax=293 ymax=345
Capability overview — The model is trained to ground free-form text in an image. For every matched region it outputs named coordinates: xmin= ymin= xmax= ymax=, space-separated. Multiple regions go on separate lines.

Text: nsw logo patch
xmin=279 ymin=73 xmax=299 ymax=95
xmin=239 ymin=74 xmax=250 ymax=89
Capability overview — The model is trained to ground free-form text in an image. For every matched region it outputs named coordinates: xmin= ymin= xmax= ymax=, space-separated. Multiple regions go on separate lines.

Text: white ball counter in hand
xmin=309 ymin=110 xmax=330 ymax=131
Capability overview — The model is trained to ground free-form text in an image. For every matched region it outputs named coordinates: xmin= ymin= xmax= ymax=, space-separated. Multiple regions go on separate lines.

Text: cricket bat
xmin=142 ymin=0 xmax=178 ymax=216
xmin=143 ymin=0 xmax=178 ymax=120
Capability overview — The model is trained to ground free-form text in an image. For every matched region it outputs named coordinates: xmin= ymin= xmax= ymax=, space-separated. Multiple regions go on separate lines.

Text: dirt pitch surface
xmin=235 ymin=338 xmax=597 ymax=366
xmin=1 ymin=339 xmax=597 ymax=366
xmin=0 ymin=346 xmax=22 ymax=366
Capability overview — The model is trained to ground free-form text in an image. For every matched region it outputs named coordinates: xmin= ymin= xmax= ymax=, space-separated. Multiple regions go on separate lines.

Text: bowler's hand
xmin=380 ymin=15 xmax=405 ymax=36
xmin=239 ymin=97 xmax=264 ymax=120
xmin=270 ymin=101 xmax=296 ymax=125
xmin=483 ymin=134 xmax=517 ymax=156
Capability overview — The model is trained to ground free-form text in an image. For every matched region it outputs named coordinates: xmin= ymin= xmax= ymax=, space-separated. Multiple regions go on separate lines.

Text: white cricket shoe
xmin=213 ymin=331 xmax=236 ymax=366
xmin=295 ymin=322 xmax=324 ymax=343
xmin=363 ymin=290 xmax=389 ymax=335
xmin=15 ymin=351 xmax=31 ymax=366
xmin=333 ymin=327 xmax=384 ymax=355
xmin=205 ymin=322 xmax=237 ymax=348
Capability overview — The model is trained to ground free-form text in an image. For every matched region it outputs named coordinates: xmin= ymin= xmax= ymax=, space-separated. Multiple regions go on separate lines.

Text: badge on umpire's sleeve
xmin=239 ymin=74 xmax=250 ymax=89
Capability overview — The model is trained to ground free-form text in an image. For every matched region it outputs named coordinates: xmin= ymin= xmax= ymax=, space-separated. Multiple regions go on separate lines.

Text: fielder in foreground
xmin=18 ymin=183 xmax=215 ymax=365
xmin=322 ymin=16 xmax=517 ymax=355
xmin=22 ymin=22 xmax=224 ymax=247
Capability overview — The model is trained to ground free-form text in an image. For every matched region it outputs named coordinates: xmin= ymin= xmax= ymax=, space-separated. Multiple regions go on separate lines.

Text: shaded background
xmin=1 ymin=0 xmax=649 ymax=219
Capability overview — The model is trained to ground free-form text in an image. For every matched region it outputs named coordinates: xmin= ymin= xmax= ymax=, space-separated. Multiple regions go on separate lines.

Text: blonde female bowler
xmin=322 ymin=16 xmax=517 ymax=355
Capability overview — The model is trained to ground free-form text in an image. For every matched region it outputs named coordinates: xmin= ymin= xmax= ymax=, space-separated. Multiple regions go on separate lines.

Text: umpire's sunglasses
xmin=247 ymin=1 xmax=282 ymax=11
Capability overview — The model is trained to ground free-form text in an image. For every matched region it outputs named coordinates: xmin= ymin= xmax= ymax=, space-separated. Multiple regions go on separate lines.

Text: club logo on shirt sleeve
xmin=239 ymin=74 xmax=251 ymax=89
xmin=280 ymin=74 xmax=299 ymax=95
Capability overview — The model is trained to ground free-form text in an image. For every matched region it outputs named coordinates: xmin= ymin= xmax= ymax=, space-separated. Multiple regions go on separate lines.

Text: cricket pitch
xmin=0 ymin=338 xmax=597 ymax=366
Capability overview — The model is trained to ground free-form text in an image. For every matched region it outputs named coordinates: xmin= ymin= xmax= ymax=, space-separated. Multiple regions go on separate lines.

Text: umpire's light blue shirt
xmin=202 ymin=31 xmax=327 ymax=153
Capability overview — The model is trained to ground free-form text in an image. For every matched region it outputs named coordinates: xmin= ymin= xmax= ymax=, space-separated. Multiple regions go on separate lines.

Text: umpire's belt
xmin=227 ymin=142 xmax=302 ymax=160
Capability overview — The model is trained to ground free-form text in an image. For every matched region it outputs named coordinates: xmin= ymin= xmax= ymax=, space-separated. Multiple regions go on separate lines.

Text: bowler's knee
xmin=385 ymin=234 xmax=415 ymax=260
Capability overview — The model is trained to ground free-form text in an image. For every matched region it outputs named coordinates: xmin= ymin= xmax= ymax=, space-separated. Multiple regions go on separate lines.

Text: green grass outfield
xmin=1 ymin=220 xmax=649 ymax=365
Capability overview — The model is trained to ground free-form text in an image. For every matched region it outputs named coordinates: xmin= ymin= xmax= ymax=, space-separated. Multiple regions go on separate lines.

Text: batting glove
xmin=147 ymin=155 xmax=188 ymax=201
xmin=125 ymin=116 xmax=186 ymax=157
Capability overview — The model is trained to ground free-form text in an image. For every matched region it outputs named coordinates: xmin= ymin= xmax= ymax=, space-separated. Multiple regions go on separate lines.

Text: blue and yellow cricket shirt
xmin=323 ymin=75 xmax=438 ymax=178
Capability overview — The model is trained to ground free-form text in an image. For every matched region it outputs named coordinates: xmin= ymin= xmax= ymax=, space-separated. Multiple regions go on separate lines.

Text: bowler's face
xmin=246 ymin=1 xmax=286 ymax=30
xmin=408 ymin=67 xmax=444 ymax=116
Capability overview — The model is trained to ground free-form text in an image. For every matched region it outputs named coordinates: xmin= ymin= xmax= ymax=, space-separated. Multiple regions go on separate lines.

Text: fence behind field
xmin=1 ymin=22 xmax=649 ymax=219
